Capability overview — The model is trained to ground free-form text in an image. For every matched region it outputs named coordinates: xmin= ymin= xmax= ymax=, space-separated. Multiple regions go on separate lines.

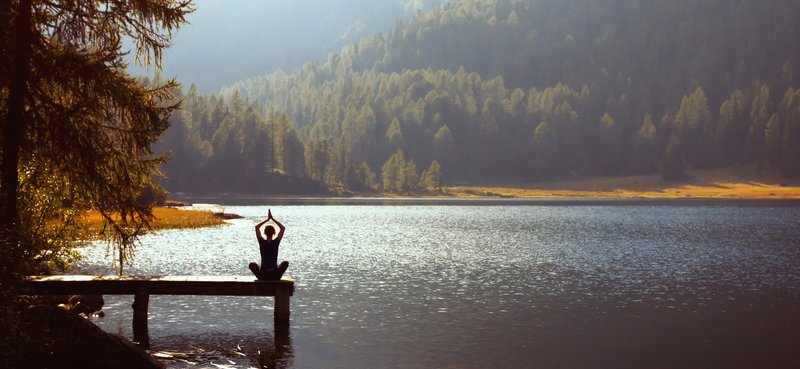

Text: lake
xmin=76 ymin=201 xmax=800 ymax=369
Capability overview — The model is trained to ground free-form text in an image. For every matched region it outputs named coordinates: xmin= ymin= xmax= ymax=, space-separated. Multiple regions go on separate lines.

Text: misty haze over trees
xmin=155 ymin=0 xmax=800 ymax=195
xmin=130 ymin=0 xmax=447 ymax=93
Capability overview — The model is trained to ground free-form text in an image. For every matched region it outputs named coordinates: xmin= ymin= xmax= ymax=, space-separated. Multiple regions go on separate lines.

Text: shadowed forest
xmin=155 ymin=0 xmax=800 ymax=195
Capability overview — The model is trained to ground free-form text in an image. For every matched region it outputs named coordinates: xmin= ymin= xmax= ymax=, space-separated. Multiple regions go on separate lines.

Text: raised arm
xmin=255 ymin=217 xmax=270 ymax=240
xmin=272 ymin=215 xmax=286 ymax=240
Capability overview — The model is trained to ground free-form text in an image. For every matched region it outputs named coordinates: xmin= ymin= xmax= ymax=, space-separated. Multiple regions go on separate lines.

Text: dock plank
xmin=21 ymin=275 xmax=294 ymax=297
xmin=20 ymin=275 xmax=296 ymax=327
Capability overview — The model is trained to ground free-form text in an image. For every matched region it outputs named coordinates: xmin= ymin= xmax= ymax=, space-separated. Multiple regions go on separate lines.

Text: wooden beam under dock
xmin=21 ymin=275 xmax=295 ymax=325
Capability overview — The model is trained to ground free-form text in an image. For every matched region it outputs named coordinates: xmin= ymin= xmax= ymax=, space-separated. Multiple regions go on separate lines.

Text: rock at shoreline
xmin=22 ymin=305 xmax=164 ymax=369
xmin=214 ymin=212 xmax=243 ymax=220
xmin=67 ymin=294 xmax=105 ymax=316
xmin=163 ymin=200 xmax=190 ymax=207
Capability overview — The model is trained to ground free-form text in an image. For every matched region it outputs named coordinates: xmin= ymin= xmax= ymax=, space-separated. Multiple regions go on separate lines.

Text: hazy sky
xmin=128 ymin=0 xmax=446 ymax=93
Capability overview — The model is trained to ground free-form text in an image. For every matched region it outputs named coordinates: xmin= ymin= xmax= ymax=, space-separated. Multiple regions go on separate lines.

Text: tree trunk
xmin=0 ymin=0 xmax=33 ymax=278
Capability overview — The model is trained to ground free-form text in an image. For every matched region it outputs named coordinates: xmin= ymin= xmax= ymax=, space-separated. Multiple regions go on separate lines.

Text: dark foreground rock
xmin=66 ymin=294 xmax=105 ymax=316
xmin=21 ymin=305 xmax=164 ymax=369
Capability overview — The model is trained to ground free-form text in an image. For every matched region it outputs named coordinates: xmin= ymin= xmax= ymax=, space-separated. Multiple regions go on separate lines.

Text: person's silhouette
xmin=249 ymin=209 xmax=289 ymax=280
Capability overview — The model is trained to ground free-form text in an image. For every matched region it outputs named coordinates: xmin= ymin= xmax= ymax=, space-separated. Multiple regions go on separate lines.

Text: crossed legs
xmin=249 ymin=261 xmax=289 ymax=281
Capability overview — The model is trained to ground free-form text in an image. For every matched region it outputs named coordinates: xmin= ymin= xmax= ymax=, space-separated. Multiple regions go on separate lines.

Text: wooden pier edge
xmin=20 ymin=275 xmax=295 ymax=325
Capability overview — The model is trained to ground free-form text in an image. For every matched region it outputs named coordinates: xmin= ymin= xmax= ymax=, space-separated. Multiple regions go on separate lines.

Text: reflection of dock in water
xmin=21 ymin=275 xmax=295 ymax=353
xmin=148 ymin=325 xmax=294 ymax=368
xmin=261 ymin=323 xmax=293 ymax=369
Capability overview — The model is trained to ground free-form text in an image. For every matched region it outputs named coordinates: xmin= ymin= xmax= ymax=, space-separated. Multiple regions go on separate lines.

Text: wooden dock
xmin=21 ymin=275 xmax=295 ymax=324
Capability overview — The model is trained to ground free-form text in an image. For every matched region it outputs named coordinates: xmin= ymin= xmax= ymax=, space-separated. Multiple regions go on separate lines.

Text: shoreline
xmin=174 ymin=196 xmax=800 ymax=207
xmin=171 ymin=167 xmax=800 ymax=206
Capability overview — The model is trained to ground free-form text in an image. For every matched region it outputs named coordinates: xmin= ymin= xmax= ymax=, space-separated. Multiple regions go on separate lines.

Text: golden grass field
xmin=79 ymin=166 xmax=799 ymax=235
xmin=81 ymin=206 xmax=224 ymax=234
xmin=442 ymin=166 xmax=800 ymax=199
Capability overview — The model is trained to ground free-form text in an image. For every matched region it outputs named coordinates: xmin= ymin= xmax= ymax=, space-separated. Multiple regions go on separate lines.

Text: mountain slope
xmin=156 ymin=0 xmax=800 ymax=194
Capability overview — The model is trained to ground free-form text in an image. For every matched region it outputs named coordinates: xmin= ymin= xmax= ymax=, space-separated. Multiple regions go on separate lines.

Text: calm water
xmin=76 ymin=202 xmax=800 ymax=369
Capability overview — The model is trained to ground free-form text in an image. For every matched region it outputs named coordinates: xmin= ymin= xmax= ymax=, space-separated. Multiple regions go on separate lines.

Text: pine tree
xmin=433 ymin=125 xmax=456 ymax=173
xmin=745 ymin=84 xmax=771 ymax=163
xmin=716 ymin=89 xmax=748 ymax=166
xmin=402 ymin=160 xmax=419 ymax=193
xmin=381 ymin=149 xmax=404 ymax=192
xmin=386 ymin=117 xmax=405 ymax=149
xmin=284 ymin=129 xmax=306 ymax=178
xmin=349 ymin=161 xmax=377 ymax=190
xmin=661 ymin=134 xmax=686 ymax=180
xmin=381 ymin=149 xmax=419 ymax=192
xmin=531 ymin=120 xmax=557 ymax=178
xmin=0 ymin=0 xmax=192 ymax=276
xmin=633 ymin=113 xmax=659 ymax=173
xmin=763 ymin=114 xmax=782 ymax=168
xmin=326 ymin=136 xmax=348 ymax=188
xmin=674 ymin=87 xmax=711 ymax=167
xmin=779 ymin=88 xmax=800 ymax=177
xmin=597 ymin=112 xmax=622 ymax=174
xmin=420 ymin=160 xmax=442 ymax=191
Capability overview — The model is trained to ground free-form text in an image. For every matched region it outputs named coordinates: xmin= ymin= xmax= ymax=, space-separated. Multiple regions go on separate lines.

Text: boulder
xmin=22 ymin=305 xmax=164 ymax=369
xmin=213 ymin=212 xmax=243 ymax=219
xmin=67 ymin=294 xmax=104 ymax=316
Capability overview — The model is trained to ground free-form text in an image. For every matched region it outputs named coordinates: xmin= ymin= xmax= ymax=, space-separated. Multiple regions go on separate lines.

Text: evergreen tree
xmin=779 ymin=88 xmax=800 ymax=177
xmin=381 ymin=149 xmax=405 ymax=192
xmin=386 ymin=117 xmax=405 ymax=149
xmin=420 ymin=160 xmax=442 ymax=191
xmin=433 ymin=125 xmax=456 ymax=174
xmin=763 ymin=114 xmax=782 ymax=168
xmin=284 ymin=128 xmax=306 ymax=178
xmin=716 ymin=89 xmax=749 ymax=166
xmin=1 ymin=1 xmax=190 ymax=364
xmin=381 ymin=149 xmax=418 ymax=192
xmin=661 ymin=134 xmax=686 ymax=180
xmin=674 ymin=87 xmax=711 ymax=167
xmin=531 ymin=120 xmax=558 ymax=178
xmin=597 ymin=112 xmax=622 ymax=174
xmin=305 ymin=139 xmax=329 ymax=182
xmin=744 ymin=84 xmax=771 ymax=163
xmin=327 ymin=136 xmax=348 ymax=188
xmin=349 ymin=161 xmax=377 ymax=190
xmin=632 ymin=113 xmax=659 ymax=173
xmin=402 ymin=160 xmax=419 ymax=193
xmin=0 ymin=0 xmax=192 ymax=277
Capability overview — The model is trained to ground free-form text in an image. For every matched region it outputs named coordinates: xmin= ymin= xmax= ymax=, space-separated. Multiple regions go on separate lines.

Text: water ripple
xmin=77 ymin=204 xmax=800 ymax=369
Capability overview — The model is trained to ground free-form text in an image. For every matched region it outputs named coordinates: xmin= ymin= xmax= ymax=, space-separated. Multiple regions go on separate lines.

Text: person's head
xmin=264 ymin=225 xmax=276 ymax=239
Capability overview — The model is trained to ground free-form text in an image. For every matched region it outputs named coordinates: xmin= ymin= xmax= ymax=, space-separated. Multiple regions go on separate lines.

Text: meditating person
xmin=249 ymin=209 xmax=289 ymax=280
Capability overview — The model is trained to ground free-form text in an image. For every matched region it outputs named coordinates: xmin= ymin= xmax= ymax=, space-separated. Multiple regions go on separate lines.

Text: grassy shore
xmin=440 ymin=166 xmax=800 ymax=199
xmin=81 ymin=207 xmax=225 ymax=234
xmin=76 ymin=167 xmax=798 ymax=235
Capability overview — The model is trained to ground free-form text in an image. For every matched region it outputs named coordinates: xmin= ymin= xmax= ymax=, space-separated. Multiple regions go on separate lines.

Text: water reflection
xmin=132 ymin=310 xmax=150 ymax=350
xmin=79 ymin=204 xmax=800 ymax=368
xmin=132 ymin=288 xmax=150 ymax=349
xmin=261 ymin=324 xmax=293 ymax=369
xmin=137 ymin=326 xmax=293 ymax=368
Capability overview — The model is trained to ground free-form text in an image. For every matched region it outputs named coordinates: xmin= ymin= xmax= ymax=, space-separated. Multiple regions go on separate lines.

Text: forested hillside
xmin=157 ymin=0 xmax=800 ymax=195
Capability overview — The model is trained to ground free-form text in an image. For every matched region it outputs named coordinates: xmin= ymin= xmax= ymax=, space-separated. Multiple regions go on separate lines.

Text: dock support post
xmin=274 ymin=286 xmax=290 ymax=325
xmin=132 ymin=287 xmax=150 ymax=349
